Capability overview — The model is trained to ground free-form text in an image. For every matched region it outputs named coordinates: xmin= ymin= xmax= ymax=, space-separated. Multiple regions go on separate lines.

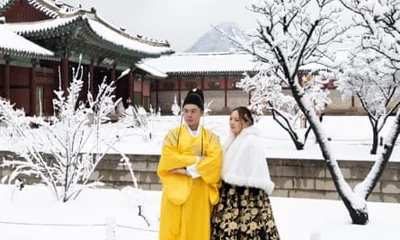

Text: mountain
xmin=185 ymin=22 xmax=246 ymax=53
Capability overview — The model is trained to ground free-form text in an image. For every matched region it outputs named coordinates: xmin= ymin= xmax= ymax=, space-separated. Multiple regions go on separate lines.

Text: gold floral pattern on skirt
xmin=211 ymin=182 xmax=280 ymax=240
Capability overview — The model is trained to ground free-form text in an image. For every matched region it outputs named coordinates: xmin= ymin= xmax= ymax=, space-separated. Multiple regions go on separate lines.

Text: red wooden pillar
xmin=110 ymin=65 xmax=116 ymax=97
xmin=132 ymin=73 xmax=136 ymax=104
xmin=3 ymin=58 xmax=10 ymax=99
xmin=224 ymin=76 xmax=228 ymax=108
xmin=61 ymin=56 xmax=69 ymax=92
xmin=155 ymin=79 xmax=159 ymax=109
xmin=128 ymin=69 xmax=133 ymax=104
xmin=30 ymin=61 xmax=37 ymax=116
xmin=141 ymin=77 xmax=144 ymax=105
xmin=178 ymin=77 xmax=181 ymax=104
xmin=111 ymin=65 xmax=116 ymax=82
xmin=89 ymin=62 xmax=94 ymax=94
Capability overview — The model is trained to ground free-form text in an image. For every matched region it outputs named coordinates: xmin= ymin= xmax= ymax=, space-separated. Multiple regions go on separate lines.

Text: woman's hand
xmin=169 ymin=168 xmax=188 ymax=175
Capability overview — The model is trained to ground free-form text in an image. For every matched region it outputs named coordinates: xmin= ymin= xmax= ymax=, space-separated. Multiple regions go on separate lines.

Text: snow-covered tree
xmin=336 ymin=45 xmax=400 ymax=154
xmin=123 ymin=105 xmax=154 ymax=141
xmin=0 ymin=61 xmax=125 ymax=202
xmin=238 ymin=69 xmax=331 ymax=149
xmin=204 ymin=100 xmax=213 ymax=116
xmin=218 ymin=0 xmax=389 ymax=224
xmin=157 ymin=106 xmax=162 ymax=117
xmin=332 ymin=0 xmax=400 ymax=217
xmin=340 ymin=0 xmax=400 ymax=69
xmin=171 ymin=94 xmax=181 ymax=116
xmin=118 ymin=154 xmax=152 ymax=227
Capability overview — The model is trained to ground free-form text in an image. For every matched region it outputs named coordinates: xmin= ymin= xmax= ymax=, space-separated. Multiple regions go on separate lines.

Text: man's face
xmin=183 ymin=104 xmax=203 ymax=129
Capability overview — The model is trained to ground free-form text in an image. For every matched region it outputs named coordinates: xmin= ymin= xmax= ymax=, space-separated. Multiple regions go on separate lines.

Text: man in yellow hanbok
xmin=157 ymin=88 xmax=222 ymax=240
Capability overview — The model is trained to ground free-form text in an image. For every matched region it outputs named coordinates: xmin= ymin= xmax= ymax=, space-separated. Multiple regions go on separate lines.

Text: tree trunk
xmin=271 ymin=109 xmax=305 ymax=150
xmin=291 ymin=135 xmax=305 ymax=150
xmin=356 ymin=110 xmax=400 ymax=200
xmin=290 ymin=85 xmax=369 ymax=224
xmin=342 ymin=199 xmax=369 ymax=224
xmin=370 ymin=126 xmax=378 ymax=155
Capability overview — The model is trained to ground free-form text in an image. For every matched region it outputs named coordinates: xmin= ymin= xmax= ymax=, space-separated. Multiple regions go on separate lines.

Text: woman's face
xmin=229 ymin=110 xmax=249 ymax=136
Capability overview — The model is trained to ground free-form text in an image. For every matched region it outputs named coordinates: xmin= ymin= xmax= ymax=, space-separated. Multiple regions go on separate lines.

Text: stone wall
xmin=269 ymin=158 xmax=400 ymax=203
xmin=1 ymin=152 xmax=399 ymax=203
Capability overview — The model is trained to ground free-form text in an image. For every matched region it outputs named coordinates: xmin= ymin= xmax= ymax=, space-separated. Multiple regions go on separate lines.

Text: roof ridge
xmin=31 ymin=0 xmax=80 ymax=17
xmin=5 ymin=15 xmax=81 ymax=33
xmin=0 ymin=0 xmax=82 ymax=18
xmin=0 ymin=0 xmax=170 ymax=48
xmin=92 ymin=14 xmax=169 ymax=47
xmin=172 ymin=51 xmax=250 ymax=56
xmin=5 ymin=14 xmax=173 ymax=57
xmin=0 ymin=0 xmax=16 ymax=10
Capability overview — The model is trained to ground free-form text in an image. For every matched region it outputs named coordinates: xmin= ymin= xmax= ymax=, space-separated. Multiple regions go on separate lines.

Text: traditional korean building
xmin=0 ymin=0 xmax=173 ymax=116
xmin=142 ymin=52 xmax=258 ymax=114
xmin=143 ymin=52 xmax=356 ymax=115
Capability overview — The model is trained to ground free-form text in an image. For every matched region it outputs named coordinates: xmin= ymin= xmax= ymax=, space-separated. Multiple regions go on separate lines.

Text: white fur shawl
xmin=222 ymin=125 xmax=275 ymax=194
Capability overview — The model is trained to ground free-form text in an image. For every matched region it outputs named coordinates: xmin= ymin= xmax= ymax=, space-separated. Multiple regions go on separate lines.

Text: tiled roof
xmin=0 ymin=0 xmax=172 ymax=55
xmin=0 ymin=0 xmax=79 ymax=18
xmin=135 ymin=62 xmax=167 ymax=78
xmin=5 ymin=14 xmax=173 ymax=57
xmin=144 ymin=52 xmax=261 ymax=75
xmin=0 ymin=24 xmax=54 ymax=58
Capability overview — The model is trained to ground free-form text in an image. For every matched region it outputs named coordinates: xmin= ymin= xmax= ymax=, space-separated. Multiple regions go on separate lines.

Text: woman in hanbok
xmin=211 ymin=106 xmax=280 ymax=240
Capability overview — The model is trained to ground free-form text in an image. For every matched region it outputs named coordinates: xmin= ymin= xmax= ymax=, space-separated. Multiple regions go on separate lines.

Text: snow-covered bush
xmin=171 ymin=94 xmax=181 ymax=116
xmin=0 ymin=61 xmax=125 ymax=202
xmin=123 ymin=104 xmax=160 ymax=141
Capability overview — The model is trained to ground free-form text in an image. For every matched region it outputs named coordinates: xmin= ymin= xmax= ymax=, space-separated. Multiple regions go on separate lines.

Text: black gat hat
xmin=183 ymin=88 xmax=204 ymax=111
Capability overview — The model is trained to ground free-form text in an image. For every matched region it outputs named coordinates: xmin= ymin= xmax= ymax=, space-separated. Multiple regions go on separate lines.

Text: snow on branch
xmin=228 ymin=0 xmax=371 ymax=224
xmin=238 ymin=67 xmax=331 ymax=149
xmin=0 ymin=60 xmax=127 ymax=202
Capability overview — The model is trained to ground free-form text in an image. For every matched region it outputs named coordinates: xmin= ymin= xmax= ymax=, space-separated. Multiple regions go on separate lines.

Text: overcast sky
xmin=64 ymin=0 xmax=257 ymax=52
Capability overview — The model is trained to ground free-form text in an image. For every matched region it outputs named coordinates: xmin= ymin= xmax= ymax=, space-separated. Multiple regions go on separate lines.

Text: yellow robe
xmin=157 ymin=125 xmax=222 ymax=240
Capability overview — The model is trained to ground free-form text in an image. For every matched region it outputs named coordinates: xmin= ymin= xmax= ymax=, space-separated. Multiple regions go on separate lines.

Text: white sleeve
xmin=186 ymin=156 xmax=201 ymax=178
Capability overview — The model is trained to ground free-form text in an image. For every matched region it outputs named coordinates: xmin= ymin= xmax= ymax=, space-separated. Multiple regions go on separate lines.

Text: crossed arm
xmin=158 ymin=131 xmax=222 ymax=184
xmin=167 ymin=134 xmax=222 ymax=184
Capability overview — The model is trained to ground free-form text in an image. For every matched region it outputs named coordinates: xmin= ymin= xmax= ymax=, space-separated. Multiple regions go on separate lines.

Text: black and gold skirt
xmin=211 ymin=182 xmax=280 ymax=240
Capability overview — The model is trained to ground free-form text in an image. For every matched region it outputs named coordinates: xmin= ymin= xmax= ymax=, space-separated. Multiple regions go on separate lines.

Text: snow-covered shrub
xmin=171 ymin=94 xmax=180 ymax=116
xmin=123 ymin=105 xmax=158 ymax=141
xmin=0 ymin=61 xmax=124 ymax=202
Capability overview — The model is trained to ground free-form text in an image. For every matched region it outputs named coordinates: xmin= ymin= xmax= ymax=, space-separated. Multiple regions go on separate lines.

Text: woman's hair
xmin=231 ymin=106 xmax=254 ymax=126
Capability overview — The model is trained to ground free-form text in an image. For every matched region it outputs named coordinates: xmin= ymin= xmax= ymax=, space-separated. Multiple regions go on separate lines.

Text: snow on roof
xmin=298 ymin=50 xmax=351 ymax=71
xmin=1 ymin=0 xmax=172 ymax=55
xmin=87 ymin=19 xmax=173 ymax=56
xmin=5 ymin=15 xmax=173 ymax=56
xmin=0 ymin=0 xmax=10 ymax=9
xmin=144 ymin=52 xmax=260 ymax=74
xmin=5 ymin=15 xmax=80 ymax=34
xmin=299 ymin=62 xmax=329 ymax=71
xmin=94 ymin=14 xmax=169 ymax=45
xmin=135 ymin=62 xmax=167 ymax=78
xmin=0 ymin=25 xmax=54 ymax=57
xmin=28 ymin=0 xmax=61 ymax=18
xmin=0 ymin=0 xmax=81 ymax=18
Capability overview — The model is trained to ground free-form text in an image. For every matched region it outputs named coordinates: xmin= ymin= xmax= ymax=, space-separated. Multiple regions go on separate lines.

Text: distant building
xmin=0 ymin=0 xmax=173 ymax=116
xmin=142 ymin=51 xmax=360 ymax=115
xmin=140 ymin=52 xmax=257 ymax=114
